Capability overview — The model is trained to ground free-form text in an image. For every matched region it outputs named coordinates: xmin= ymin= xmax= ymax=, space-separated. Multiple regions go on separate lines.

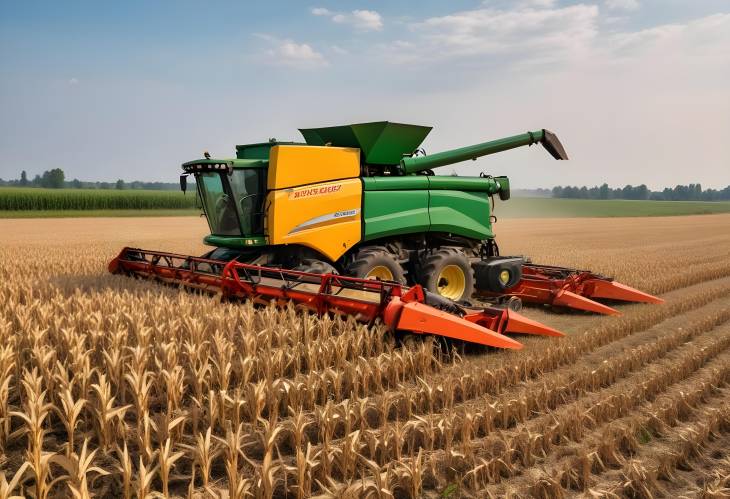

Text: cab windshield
xmin=197 ymin=169 xmax=265 ymax=236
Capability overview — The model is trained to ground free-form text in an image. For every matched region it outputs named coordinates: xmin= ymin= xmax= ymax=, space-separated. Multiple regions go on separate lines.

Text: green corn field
xmin=0 ymin=187 xmax=197 ymax=211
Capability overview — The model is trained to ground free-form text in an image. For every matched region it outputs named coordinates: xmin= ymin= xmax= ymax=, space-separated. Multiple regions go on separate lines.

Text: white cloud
xmin=350 ymin=10 xmax=383 ymax=31
xmin=383 ymin=3 xmax=728 ymax=68
xmin=261 ymin=36 xmax=328 ymax=68
xmin=606 ymin=13 xmax=730 ymax=62
xmin=349 ymin=6 xmax=729 ymax=188
xmin=393 ymin=4 xmax=599 ymax=63
xmin=603 ymin=15 xmax=627 ymax=24
xmin=605 ymin=0 xmax=640 ymax=11
xmin=311 ymin=7 xmax=383 ymax=31
xmin=68 ymin=78 xmax=79 ymax=85
xmin=518 ymin=0 xmax=556 ymax=7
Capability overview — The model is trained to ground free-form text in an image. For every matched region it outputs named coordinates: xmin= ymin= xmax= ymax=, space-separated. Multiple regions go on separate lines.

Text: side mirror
xmin=180 ymin=174 xmax=187 ymax=194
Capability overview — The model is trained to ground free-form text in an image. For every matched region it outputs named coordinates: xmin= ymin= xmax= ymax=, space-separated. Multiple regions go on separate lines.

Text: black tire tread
xmin=345 ymin=247 xmax=406 ymax=284
xmin=417 ymin=247 xmax=476 ymax=302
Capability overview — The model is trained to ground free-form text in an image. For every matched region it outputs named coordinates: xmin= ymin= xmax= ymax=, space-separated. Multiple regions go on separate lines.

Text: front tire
xmin=345 ymin=248 xmax=406 ymax=283
xmin=418 ymin=247 xmax=475 ymax=302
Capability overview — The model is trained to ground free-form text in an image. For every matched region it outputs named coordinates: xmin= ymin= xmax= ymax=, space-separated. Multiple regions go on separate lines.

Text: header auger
xmin=109 ymin=121 xmax=663 ymax=349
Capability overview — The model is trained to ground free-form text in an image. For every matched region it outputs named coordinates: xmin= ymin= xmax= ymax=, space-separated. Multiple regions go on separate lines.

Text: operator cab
xmin=181 ymin=140 xmax=306 ymax=249
xmin=181 ymin=159 xmax=267 ymax=244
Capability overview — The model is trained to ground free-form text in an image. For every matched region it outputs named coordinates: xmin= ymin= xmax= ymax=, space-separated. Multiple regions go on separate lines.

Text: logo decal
xmin=289 ymin=184 xmax=342 ymax=199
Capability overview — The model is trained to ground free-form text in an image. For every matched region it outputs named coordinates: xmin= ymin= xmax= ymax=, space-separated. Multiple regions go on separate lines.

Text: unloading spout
xmin=399 ymin=129 xmax=568 ymax=174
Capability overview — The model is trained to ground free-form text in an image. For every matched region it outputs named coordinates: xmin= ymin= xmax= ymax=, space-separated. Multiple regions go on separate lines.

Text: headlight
xmin=499 ymin=269 xmax=511 ymax=285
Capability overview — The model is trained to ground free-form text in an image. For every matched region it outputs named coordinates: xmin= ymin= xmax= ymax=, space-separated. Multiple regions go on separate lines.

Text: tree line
xmin=0 ymin=169 xmax=186 ymax=190
xmin=552 ymin=183 xmax=730 ymax=202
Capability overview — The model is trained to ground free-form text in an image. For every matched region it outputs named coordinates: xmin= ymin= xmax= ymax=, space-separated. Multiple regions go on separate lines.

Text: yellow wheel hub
xmin=499 ymin=269 xmax=511 ymax=285
xmin=365 ymin=265 xmax=394 ymax=281
xmin=437 ymin=265 xmax=466 ymax=300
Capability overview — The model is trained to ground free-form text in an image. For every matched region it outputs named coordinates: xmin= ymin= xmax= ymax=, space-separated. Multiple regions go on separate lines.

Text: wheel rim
xmin=437 ymin=265 xmax=466 ymax=300
xmin=365 ymin=265 xmax=394 ymax=281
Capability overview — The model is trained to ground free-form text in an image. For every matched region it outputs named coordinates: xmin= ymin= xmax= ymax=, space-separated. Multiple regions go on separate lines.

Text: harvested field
xmin=1 ymin=214 xmax=729 ymax=498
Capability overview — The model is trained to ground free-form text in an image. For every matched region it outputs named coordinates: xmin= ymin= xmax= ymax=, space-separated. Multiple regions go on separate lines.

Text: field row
xmin=1 ymin=216 xmax=729 ymax=498
xmin=3 ymin=189 xmax=730 ymax=219
xmin=1 ymin=261 xmax=729 ymax=497
xmin=0 ymin=187 xmax=196 ymax=211
xmin=325 ymin=291 xmax=730 ymax=496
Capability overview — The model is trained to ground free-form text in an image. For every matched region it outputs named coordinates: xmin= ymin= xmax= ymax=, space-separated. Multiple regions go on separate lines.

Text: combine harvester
xmin=110 ymin=122 xmax=662 ymax=349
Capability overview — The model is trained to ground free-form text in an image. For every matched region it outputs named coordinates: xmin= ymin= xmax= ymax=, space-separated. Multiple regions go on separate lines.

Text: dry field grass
xmin=1 ymin=214 xmax=730 ymax=498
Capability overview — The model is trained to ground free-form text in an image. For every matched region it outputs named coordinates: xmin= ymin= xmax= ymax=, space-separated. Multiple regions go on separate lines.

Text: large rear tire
xmin=418 ymin=247 xmax=475 ymax=302
xmin=345 ymin=248 xmax=406 ymax=283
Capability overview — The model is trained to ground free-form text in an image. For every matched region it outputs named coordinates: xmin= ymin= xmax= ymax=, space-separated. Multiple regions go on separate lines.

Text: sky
xmin=1 ymin=0 xmax=728 ymax=189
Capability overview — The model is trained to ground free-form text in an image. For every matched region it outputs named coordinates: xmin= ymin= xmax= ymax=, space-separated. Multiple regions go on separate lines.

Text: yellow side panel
xmin=267 ymin=178 xmax=362 ymax=261
xmin=268 ymin=145 xmax=361 ymax=190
